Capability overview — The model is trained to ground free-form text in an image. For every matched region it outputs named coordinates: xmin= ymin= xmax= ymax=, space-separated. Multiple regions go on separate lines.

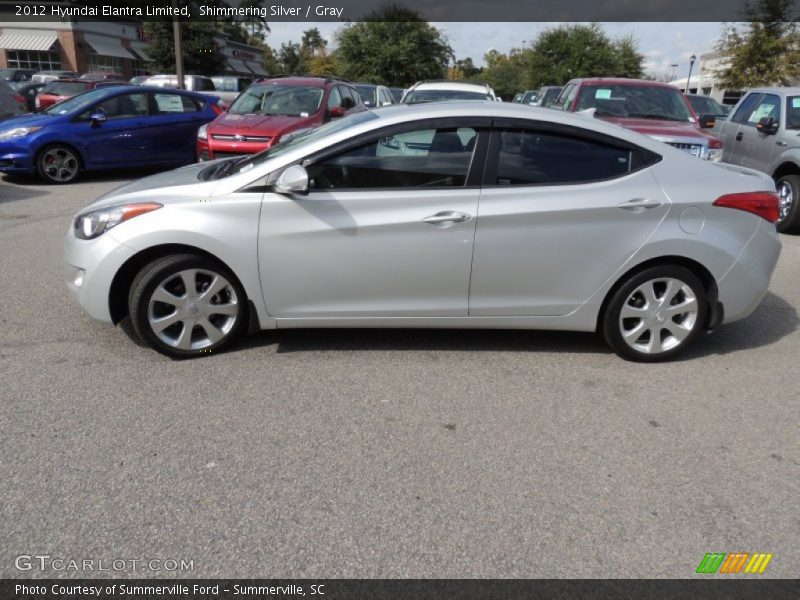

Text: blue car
xmin=0 ymin=86 xmax=223 ymax=183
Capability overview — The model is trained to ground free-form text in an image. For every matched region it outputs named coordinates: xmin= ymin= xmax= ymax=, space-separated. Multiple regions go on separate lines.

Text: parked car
xmin=718 ymin=87 xmax=800 ymax=232
xmin=8 ymin=81 xmax=45 ymax=112
xmin=129 ymin=75 xmax=151 ymax=86
xmin=532 ymin=86 xmax=563 ymax=108
xmin=554 ymin=78 xmax=723 ymax=161
xmin=142 ymin=74 xmax=216 ymax=93
xmin=353 ymin=83 xmax=395 ymax=108
xmin=520 ymin=90 xmax=539 ymax=105
xmin=210 ymin=76 xmax=253 ymax=105
xmin=512 ymin=93 xmax=524 ymax=103
xmin=35 ymin=79 xmax=126 ymax=111
xmin=388 ymin=87 xmax=404 ymax=103
xmin=64 ymin=102 xmax=780 ymax=362
xmin=402 ymin=81 xmax=496 ymax=103
xmin=0 ymin=86 xmax=223 ymax=183
xmin=0 ymin=68 xmax=37 ymax=82
xmin=0 ymin=80 xmax=28 ymax=121
xmin=79 ymin=72 xmax=126 ymax=81
xmin=197 ymin=76 xmax=364 ymax=161
xmin=31 ymin=70 xmax=78 ymax=83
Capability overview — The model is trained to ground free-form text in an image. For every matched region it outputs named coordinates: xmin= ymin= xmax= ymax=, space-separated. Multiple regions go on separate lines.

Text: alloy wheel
xmin=778 ymin=180 xmax=793 ymax=224
xmin=41 ymin=147 xmax=79 ymax=182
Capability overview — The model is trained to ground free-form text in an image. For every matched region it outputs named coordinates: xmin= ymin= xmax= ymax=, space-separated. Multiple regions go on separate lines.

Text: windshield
xmin=575 ymin=84 xmax=693 ymax=121
xmin=43 ymin=87 xmax=111 ymax=115
xmin=403 ymin=89 xmax=491 ymax=104
xmin=41 ymin=81 xmax=90 ymax=96
xmin=687 ymin=95 xmax=726 ymax=117
xmin=522 ymin=91 xmax=537 ymax=104
xmin=227 ymin=110 xmax=379 ymax=177
xmin=540 ymin=88 xmax=562 ymax=106
xmin=229 ymin=84 xmax=323 ymax=116
xmin=355 ymin=85 xmax=378 ymax=106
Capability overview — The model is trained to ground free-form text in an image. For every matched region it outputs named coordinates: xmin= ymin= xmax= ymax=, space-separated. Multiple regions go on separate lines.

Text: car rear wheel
xmin=129 ymin=254 xmax=247 ymax=358
xmin=775 ymin=174 xmax=800 ymax=233
xmin=602 ymin=266 xmax=707 ymax=362
xmin=36 ymin=144 xmax=81 ymax=184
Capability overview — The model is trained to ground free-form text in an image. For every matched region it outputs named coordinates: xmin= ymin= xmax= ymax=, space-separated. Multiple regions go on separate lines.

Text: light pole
xmin=686 ymin=54 xmax=697 ymax=94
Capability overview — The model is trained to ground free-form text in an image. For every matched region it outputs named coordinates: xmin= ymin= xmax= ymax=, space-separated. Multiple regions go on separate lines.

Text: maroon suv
xmin=197 ymin=76 xmax=364 ymax=161
xmin=554 ymin=78 xmax=723 ymax=161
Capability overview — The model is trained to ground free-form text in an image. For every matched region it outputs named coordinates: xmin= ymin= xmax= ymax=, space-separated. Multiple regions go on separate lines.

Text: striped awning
xmin=129 ymin=41 xmax=150 ymax=61
xmin=226 ymin=59 xmax=250 ymax=75
xmin=84 ymin=33 xmax=136 ymax=59
xmin=246 ymin=61 xmax=268 ymax=76
xmin=0 ymin=29 xmax=58 ymax=51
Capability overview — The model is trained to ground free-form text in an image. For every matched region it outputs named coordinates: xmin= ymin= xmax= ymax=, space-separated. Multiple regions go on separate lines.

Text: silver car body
xmin=64 ymin=102 xmax=779 ymax=341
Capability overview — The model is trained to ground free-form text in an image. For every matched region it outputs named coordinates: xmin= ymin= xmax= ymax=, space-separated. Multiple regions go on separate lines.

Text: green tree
xmin=278 ymin=42 xmax=303 ymax=74
xmin=525 ymin=24 xmax=642 ymax=87
xmin=481 ymin=49 xmax=528 ymax=99
xmin=455 ymin=57 xmax=482 ymax=79
xmin=335 ymin=5 xmax=453 ymax=86
xmin=143 ymin=20 xmax=225 ymax=74
xmin=716 ymin=0 xmax=800 ymax=88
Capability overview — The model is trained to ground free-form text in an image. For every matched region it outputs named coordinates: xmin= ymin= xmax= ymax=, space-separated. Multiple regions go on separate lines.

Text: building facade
xmin=0 ymin=20 xmax=266 ymax=79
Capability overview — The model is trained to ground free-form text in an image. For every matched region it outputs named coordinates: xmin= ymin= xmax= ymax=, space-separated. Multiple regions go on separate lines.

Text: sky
xmin=263 ymin=21 xmax=724 ymax=81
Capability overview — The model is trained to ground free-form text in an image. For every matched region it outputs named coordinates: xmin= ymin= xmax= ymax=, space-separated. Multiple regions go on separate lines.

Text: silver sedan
xmin=64 ymin=102 xmax=781 ymax=361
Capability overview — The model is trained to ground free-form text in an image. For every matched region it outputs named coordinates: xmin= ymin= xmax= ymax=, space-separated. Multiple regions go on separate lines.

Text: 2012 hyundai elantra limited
xmin=64 ymin=102 xmax=781 ymax=361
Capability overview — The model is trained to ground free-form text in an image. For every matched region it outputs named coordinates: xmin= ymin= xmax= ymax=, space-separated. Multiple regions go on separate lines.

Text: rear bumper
xmin=717 ymin=219 xmax=781 ymax=323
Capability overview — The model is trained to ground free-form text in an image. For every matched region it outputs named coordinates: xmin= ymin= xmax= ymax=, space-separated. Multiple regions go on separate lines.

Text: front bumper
xmin=63 ymin=226 xmax=137 ymax=324
xmin=717 ymin=218 xmax=782 ymax=323
xmin=0 ymin=140 xmax=36 ymax=173
xmin=196 ymin=137 xmax=272 ymax=161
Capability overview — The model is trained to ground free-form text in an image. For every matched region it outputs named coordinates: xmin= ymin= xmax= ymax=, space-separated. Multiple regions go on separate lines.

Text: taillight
xmin=708 ymin=138 xmax=723 ymax=150
xmin=713 ymin=191 xmax=779 ymax=223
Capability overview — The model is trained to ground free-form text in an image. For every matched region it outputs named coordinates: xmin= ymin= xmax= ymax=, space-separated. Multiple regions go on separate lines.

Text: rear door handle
xmin=617 ymin=198 xmax=662 ymax=210
xmin=422 ymin=211 xmax=472 ymax=226
xmin=736 ymin=131 xmax=744 ymax=141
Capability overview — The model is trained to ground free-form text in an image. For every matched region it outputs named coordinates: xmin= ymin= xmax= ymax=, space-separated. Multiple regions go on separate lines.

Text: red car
xmin=35 ymin=79 xmax=125 ymax=111
xmin=553 ymin=78 xmax=723 ymax=161
xmin=197 ymin=76 xmax=364 ymax=161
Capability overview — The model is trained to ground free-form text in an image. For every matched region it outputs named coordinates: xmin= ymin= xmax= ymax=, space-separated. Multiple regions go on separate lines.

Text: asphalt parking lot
xmin=1 ymin=170 xmax=798 ymax=579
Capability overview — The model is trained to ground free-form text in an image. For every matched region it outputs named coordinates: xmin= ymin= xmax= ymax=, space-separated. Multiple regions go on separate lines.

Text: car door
xmin=258 ymin=119 xmax=489 ymax=318
xmin=721 ymin=92 xmax=762 ymax=165
xmin=469 ymin=122 xmax=669 ymax=316
xmin=731 ymin=92 xmax=781 ymax=173
xmin=146 ymin=92 xmax=206 ymax=163
xmin=77 ymin=91 xmax=151 ymax=167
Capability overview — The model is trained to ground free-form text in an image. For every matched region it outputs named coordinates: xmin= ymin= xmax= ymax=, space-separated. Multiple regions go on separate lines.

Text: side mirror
xmin=698 ymin=113 xmax=716 ymax=129
xmin=274 ymin=164 xmax=309 ymax=195
xmin=756 ymin=117 xmax=779 ymax=135
xmin=90 ymin=109 xmax=107 ymax=124
xmin=329 ymin=106 xmax=345 ymax=119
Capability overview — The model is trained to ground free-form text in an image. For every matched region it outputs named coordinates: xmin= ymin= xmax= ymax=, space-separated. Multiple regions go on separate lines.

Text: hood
xmin=595 ymin=115 xmax=715 ymax=141
xmin=81 ymin=162 xmax=219 ymax=212
xmin=209 ymin=112 xmax=316 ymax=136
xmin=0 ymin=113 xmax=55 ymax=129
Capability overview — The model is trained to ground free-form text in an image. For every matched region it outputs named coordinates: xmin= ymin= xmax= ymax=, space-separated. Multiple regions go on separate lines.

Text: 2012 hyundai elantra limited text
xmin=64 ymin=102 xmax=781 ymax=361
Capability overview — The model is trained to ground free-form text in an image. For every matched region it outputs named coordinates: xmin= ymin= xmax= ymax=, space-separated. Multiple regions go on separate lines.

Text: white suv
xmin=401 ymin=81 xmax=496 ymax=104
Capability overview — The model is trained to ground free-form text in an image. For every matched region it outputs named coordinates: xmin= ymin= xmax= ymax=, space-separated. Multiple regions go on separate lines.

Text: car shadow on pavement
xmin=236 ymin=292 xmax=798 ymax=359
xmin=1 ymin=165 xmax=175 ymax=192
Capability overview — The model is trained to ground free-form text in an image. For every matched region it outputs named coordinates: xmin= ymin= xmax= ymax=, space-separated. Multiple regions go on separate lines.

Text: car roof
xmin=254 ymin=76 xmax=338 ymax=87
xmin=411 ymin=81 xmax=490 ymax=93
xmin=747 ymin=87 xmax=800 ymax=96
xmin=570 ymin=77 xmax=676 ymax=89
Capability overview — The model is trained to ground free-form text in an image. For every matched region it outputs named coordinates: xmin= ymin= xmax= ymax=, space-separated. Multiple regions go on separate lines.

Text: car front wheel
xmin=602 ymin=266 xmax=707 ymax=362
xmin=129 ymin=254 xmax=247 ymax=358
xmin=36 ymin=144 xmax=81 ymax=184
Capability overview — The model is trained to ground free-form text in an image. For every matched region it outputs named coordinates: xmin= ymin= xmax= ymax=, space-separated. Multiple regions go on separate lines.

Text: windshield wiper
xmin=628 ymin=113 xmax=686 ymax=122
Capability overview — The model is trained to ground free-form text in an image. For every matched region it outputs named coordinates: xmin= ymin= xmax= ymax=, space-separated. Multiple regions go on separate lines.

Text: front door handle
xmin=777 ymin=140 xmax=788 ymax=147
xmin=736 ymin=131 xmax=744 ymax=141
xmin=422 ymin=211 xmax=472 ymax=226
xmin=617 ymin=198 xmax=662 ymax=210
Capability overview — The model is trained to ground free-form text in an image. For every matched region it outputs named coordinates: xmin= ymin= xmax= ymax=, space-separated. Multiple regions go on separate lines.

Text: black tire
xmin=36 ymin=143 xmax=81 ymax=184
xmin=128 ymin=254 xmax=247 ymax=358
xmin=775 ymin=173 xmax=800 ymax=234
xmin=602 ymin=265 xmax=708 ymax=363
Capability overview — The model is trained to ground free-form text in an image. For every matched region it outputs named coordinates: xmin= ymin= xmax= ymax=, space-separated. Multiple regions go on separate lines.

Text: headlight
xmin=197 ymin=123 xmax=208 ymax=140
xmin=73 ymin=203 xmax=162 ymax=240
xmin=0 ymin=126 xmax=42 ymax=141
